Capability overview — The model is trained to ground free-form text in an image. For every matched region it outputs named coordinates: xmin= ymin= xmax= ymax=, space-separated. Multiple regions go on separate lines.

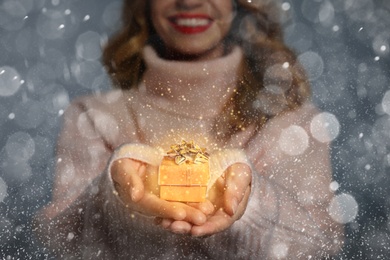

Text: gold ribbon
xmin=166 ymin=140 xmax=209 ymax=165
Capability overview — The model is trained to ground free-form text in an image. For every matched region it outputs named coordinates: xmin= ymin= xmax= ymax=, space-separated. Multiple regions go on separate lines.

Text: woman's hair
xmin=102 ymin=0 xmax=310 ymax=141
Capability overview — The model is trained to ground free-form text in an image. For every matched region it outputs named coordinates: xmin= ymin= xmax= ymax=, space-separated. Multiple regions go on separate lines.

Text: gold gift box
xmin=158 ymin=156 xmax=210 ymax=203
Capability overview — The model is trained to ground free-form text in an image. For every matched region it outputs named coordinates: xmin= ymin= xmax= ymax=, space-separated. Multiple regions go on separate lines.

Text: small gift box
xmin=158 ymin=141 xmax=210 ymax=203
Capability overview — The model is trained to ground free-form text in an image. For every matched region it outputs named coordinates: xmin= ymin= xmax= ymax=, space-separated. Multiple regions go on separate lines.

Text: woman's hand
xmin=159 ymin=163 xmax=252 ymax=236
xmin=110 ymin=158 xmax=209 ymax=226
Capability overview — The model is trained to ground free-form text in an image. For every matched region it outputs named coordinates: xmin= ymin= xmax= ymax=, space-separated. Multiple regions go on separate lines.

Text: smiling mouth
xmin=169 ymin=14 xmax=212 ymax=34
xmin=176 ymin=18 xmax=210 ymax=27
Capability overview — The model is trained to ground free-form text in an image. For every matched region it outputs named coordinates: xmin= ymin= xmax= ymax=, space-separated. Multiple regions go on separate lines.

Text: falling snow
xmin=0 ymin=0 xmax=389 ymax=259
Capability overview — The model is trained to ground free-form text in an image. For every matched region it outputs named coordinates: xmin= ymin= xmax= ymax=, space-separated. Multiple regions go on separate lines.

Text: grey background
xmin=0 ymin=0 xmax=389 ymax=259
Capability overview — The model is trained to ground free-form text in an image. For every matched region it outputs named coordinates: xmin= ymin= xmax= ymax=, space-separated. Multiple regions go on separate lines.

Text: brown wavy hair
xmin=102 ymin=0 xmax=310 ymax=141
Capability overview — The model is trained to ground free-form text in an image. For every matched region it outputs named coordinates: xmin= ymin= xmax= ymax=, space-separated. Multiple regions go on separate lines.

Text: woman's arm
xmin=33 ymin=99 xmax=114 ymax=255
xmin=246 ymin=102 xmax=344 ymax=258
xmin=32 ymin=99 xmax=209 ymax=256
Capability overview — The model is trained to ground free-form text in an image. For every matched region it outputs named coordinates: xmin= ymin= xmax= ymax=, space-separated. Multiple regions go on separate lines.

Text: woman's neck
xmin=139 ymin=45 xmax=243 ymax=119
xmin=155 ymin=44 xmax=233 ymax=62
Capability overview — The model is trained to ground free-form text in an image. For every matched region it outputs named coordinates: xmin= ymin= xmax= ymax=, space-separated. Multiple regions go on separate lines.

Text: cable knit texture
xmin=34 ymin=46 xmax=343 ymax=259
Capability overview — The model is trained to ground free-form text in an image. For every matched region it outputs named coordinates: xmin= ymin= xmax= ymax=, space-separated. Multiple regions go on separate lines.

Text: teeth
xmin=176 ymin=18 xmax=209 ymax=27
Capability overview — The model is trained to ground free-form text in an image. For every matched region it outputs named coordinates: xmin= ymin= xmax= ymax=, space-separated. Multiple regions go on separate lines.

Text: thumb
xmin=111 ymin=158 xmax=147 ymax=202
xmin=129 ymin=162 xmax=147 ymax=202
xmin=223 ymin=163 xmax=252 ymax=216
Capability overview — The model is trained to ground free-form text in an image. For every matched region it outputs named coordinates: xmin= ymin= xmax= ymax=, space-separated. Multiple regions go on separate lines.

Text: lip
xmin=168 ymin=13 xmax=213 ymax=34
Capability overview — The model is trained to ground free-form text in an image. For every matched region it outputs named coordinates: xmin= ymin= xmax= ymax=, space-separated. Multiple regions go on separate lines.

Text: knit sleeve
xmin=196 ymin=103 xmax=344 ymax=259
xmin=243 ymin=102 xmax=345 ymax=258
xmin=32 ymin=99 xmax=164 ymax=258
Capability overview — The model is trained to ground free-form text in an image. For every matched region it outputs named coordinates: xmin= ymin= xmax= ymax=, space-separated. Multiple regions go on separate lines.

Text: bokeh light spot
xmin=279 ymin=125 xmax=309 ymax=156
xmin=310 ymin=112 xmax=340 ymax=143
xmin=271 ymin=242 xmax=289 ymax=259
xmin=76 ymin=31 xmax=103 ymax=61
xmin=381 ymin=90 xmax=390 ymax=115
xmin=0 ymin=177 xmax=8 ymax=203
xmin=328 ymin=193 xmax=358 ymax=224
xmin=297 ymin=51 xmax=324 ymax=81
xmin=282 ymin=2 xmax=291 ymax=11
xmin=329 ymin=181 xmax=340 ymax=192
xmin=5 ymin=131 xmax=35 ymax=162
xmin=0 ymin=66 xmax=22 ymax=97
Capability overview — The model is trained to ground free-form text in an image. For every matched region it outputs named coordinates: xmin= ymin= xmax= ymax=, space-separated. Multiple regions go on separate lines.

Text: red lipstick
xmin=169 ymin=14 xmax=212 ymax=34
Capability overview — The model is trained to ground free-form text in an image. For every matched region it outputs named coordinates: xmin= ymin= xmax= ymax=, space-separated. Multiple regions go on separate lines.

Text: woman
xmin=34 ymin=0 xmax=344 ymax=259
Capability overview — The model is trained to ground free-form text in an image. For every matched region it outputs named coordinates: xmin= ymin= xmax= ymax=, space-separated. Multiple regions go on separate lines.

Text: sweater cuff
xmin=208 ymin=149 xmax=251 ymax=190
xmin=112 ymin=143 xmax=164 ymax=166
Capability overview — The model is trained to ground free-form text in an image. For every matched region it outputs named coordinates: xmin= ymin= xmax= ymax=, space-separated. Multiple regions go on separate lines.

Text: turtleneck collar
xmin=139 ymin=45 xmax=243 ymax=119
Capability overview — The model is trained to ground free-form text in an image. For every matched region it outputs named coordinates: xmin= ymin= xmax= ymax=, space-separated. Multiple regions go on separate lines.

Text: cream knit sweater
xmin=34 ymin=46 xmax=343 ymax=259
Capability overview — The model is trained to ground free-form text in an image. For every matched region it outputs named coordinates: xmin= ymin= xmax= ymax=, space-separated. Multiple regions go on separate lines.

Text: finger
xmin=180 ymin=204 xmax=207 ymax=225
xmin=138 ymin=195 xmax=187 ymax=221
xmin=111 ymin=158 xmax=145 ymax=182
xmin=231 ymin=185 xmax=251 ymax=220
xmin=169 ymin=220 xmax=192 ymax=234
xmin=160 ymin=218 xmax=173 ymax=229
xmin=155 ymin=203 xmax=209 ymax=227
xmin=138 ymin=195 xmax=207 ymax=225
xmin=128 ymin=173 xmax=144 ymax=202
xmin=126 ymin=159 xmax=147 ymax=177
xmin=191 ymin=209 xmax=232 ymax=237
xmin=122 ymin=160 xmax=147 ymax=202
xmin=224 ymin=163 xmax=251 ymax=216
xmin=186 ymin=200 xmax=214 ymax=215
xmin=157 ymin=218 xmax=193 ymax=235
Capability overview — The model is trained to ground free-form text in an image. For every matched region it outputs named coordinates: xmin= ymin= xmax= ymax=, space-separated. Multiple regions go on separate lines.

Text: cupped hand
xmin=160 ymin=163 xmax=252 ymax=236
xmin=110 ymin=158 xmax=209 ymax=226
